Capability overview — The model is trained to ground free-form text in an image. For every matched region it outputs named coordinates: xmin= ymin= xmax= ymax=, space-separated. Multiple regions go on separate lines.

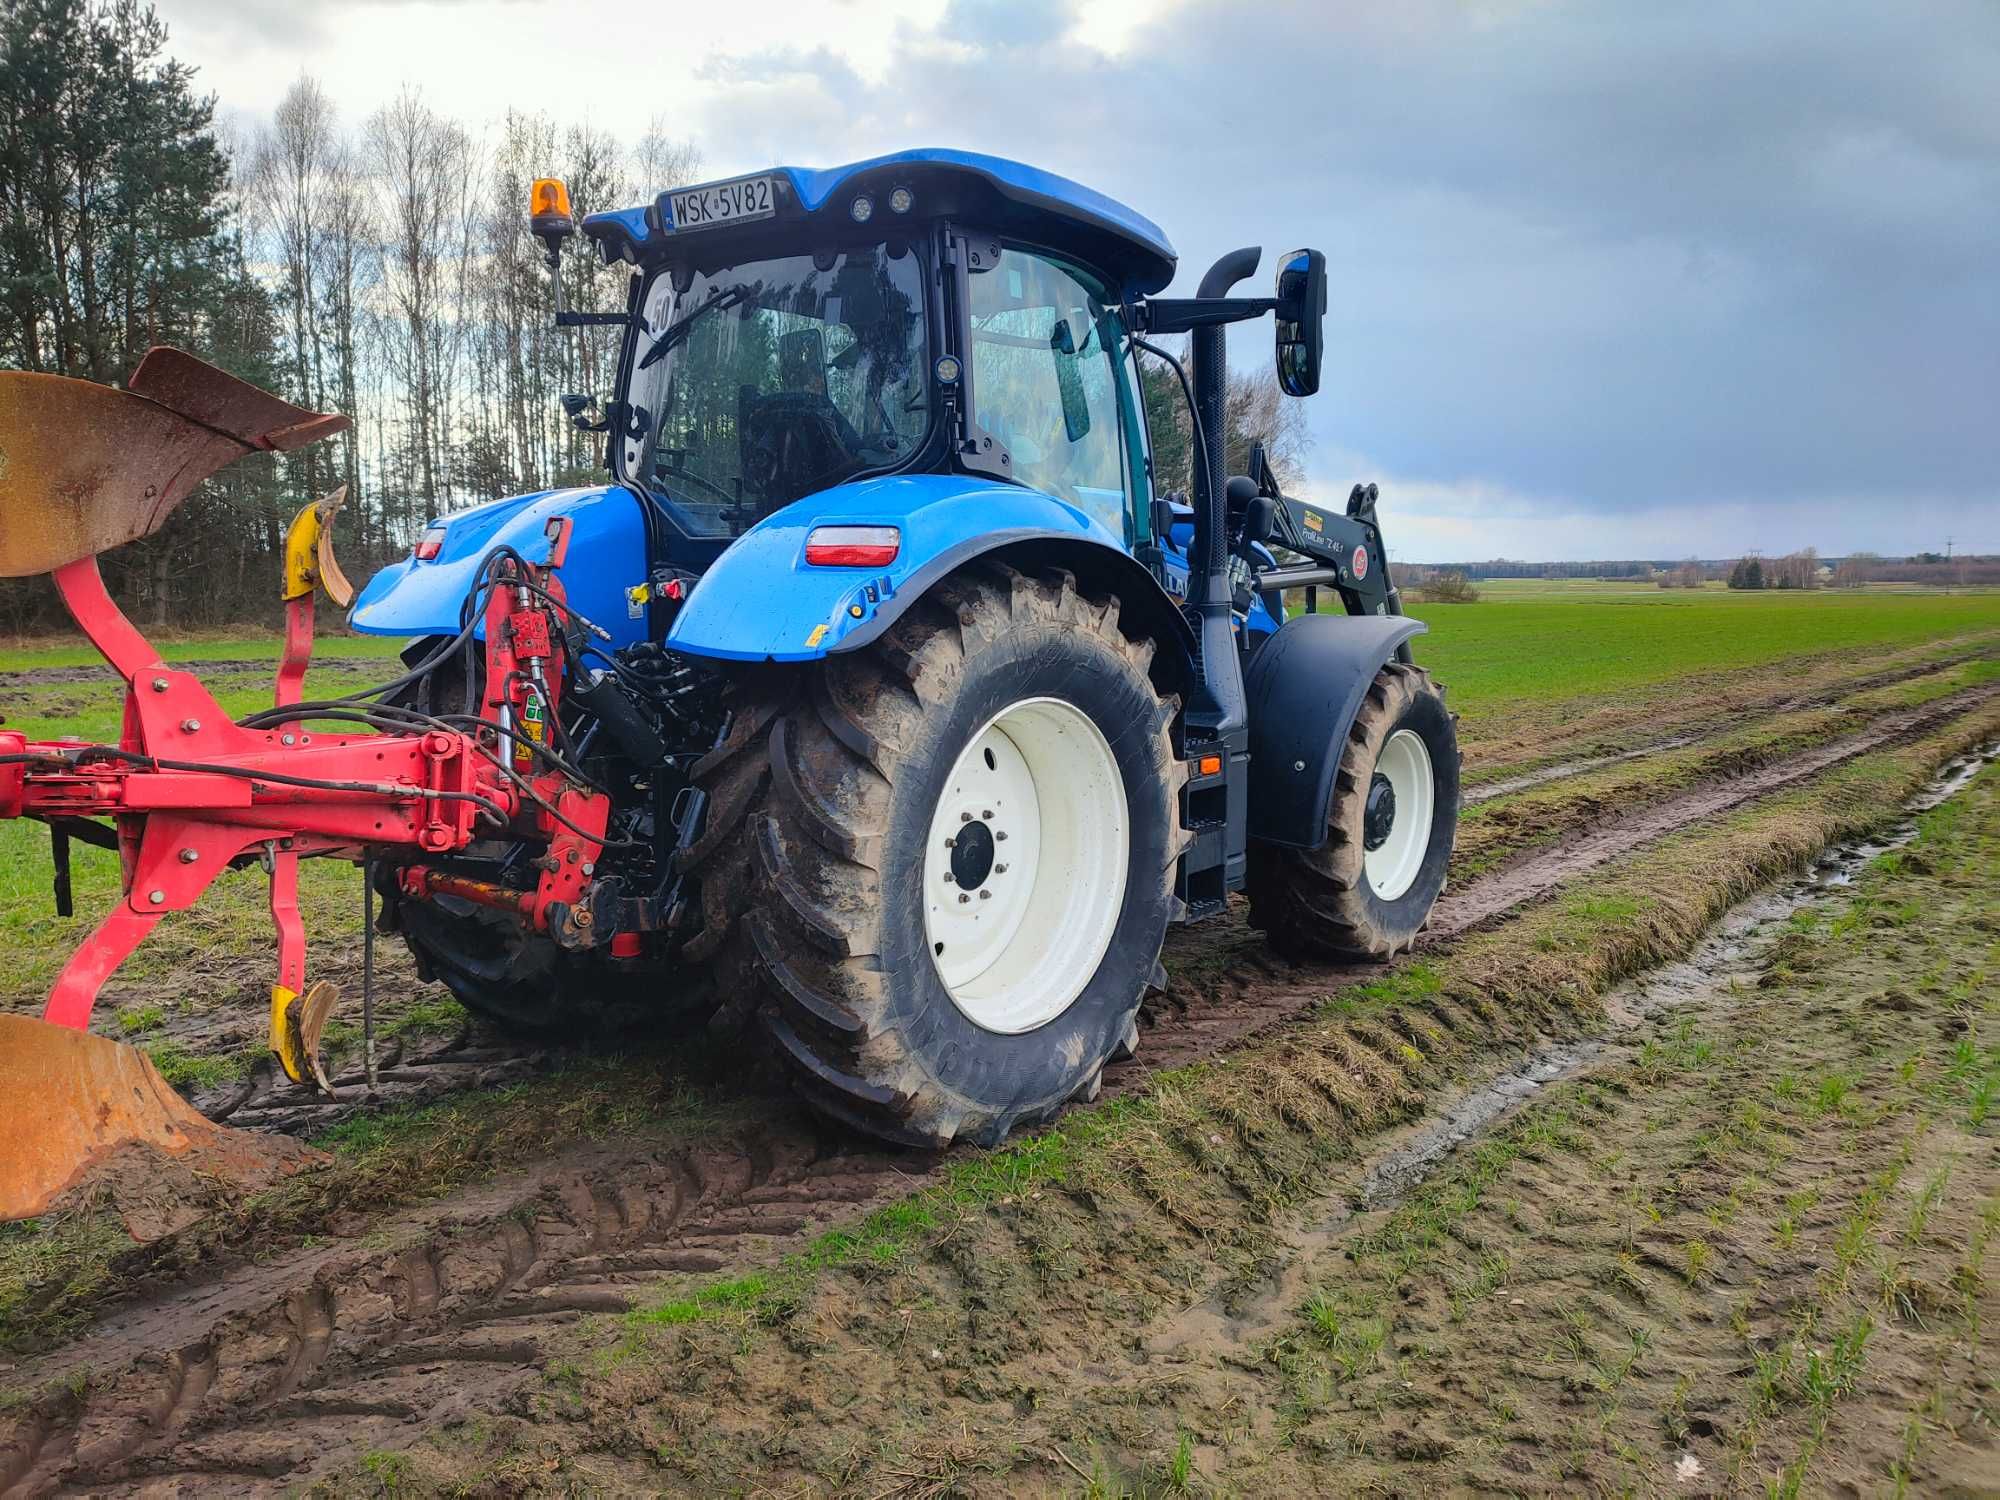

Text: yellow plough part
xmin=270 ymin=979 xmax=341 ymax=1094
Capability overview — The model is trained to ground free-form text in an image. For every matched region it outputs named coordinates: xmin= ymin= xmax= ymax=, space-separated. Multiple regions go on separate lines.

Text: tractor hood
xmin=348 ymin=484 xmax=650 ymax=648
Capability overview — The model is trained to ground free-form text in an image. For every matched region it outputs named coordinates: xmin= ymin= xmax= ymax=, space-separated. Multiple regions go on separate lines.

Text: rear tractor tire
xmin=743 ymin=563 xmax=1184 ymax=1148
xmin=390 ymin=887 xmax=633 ymax=1035
xmin=1246 ymin=661 xmax=1459 ymax=961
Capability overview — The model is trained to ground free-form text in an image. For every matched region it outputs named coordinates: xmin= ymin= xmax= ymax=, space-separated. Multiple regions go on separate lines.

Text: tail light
xmin=413 ymin=524 xmax=446 ymax=562
xmin=804 ymin=525 xmax=899 ymax=567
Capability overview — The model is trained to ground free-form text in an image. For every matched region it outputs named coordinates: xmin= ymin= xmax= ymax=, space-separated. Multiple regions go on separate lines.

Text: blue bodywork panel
xmin=348 ymin=485 xmax=651 ymax=649
xmin=665 ymin=473 xmax=1130 ymax=663
xmin=345 ymin=476 xmax=1277 ymax=663
xmin=581 ymin=147 xmax=1177 ymax=296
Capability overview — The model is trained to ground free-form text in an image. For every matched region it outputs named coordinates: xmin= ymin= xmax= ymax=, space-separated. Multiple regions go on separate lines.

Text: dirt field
xmin=0 ymin=597 xmax=1996 ymax=1496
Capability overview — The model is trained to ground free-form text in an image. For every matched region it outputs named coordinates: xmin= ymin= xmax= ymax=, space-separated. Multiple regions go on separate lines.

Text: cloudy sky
xmin=169 ymin=0 xmax=1996 ymax=561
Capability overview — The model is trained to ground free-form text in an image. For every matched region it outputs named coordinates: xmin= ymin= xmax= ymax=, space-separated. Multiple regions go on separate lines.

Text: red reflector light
xmin=804 ymin=525 xmax=899 ymax=567
xmin=413 ymin=525 xmax=446 ymax=562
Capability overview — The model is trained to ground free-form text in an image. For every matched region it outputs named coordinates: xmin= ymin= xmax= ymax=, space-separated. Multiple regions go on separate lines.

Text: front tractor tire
xmin=1246 ymin=661 xmax=1459 ymax=961
xmin=745 ymin=563 xmax=1184 ymax=1148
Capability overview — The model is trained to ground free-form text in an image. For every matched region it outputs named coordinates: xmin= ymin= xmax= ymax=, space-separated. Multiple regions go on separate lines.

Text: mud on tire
xmin=1245 ymin=661 xmax=1459 ymax=961
xmin=742 ymin=562 xmax=1184 ymax=1148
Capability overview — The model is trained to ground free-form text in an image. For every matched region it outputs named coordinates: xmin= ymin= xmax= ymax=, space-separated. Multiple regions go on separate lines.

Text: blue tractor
xmin=348 ymin=150 xmax=1460 ymax=1147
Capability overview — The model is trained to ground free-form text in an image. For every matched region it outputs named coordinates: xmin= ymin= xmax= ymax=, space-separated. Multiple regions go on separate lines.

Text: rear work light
xmin=804 ymin=525 xmax=899 ymax=567
xmin=413 ymin=524 xmax=446 ymax=562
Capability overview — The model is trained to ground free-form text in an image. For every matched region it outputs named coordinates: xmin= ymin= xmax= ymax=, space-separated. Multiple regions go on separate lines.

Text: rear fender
xmin=348 ymin=485 xmax=651 ymax=649
xmin=667 ymin=474 xmax=1194 ymax=687
xmin=1244 ymin=613 xmax=1429 ymax=849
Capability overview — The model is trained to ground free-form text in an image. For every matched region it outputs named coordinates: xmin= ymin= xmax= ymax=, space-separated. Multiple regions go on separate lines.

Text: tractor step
xmin=1176 ymin=742 xmax=1245 ymax=921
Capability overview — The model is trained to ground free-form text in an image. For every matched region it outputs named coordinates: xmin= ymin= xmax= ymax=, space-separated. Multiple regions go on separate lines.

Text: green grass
xmin=0 ymin=631 xmax=404 ymax=672
xmin=1399 ymin=585 xmax=2000 ymax=722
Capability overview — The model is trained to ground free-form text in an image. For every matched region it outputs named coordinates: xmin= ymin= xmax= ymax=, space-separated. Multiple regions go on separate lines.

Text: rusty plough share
xmin=0 ymin=349 xmax=614 ymax=1220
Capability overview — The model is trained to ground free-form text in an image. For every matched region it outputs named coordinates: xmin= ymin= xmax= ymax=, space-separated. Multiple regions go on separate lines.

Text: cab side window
xmin=968 ymin=248 xmax=1129 ymax=539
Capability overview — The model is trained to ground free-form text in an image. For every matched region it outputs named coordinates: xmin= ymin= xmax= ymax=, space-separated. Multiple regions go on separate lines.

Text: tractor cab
xmin=555 ymin=151 xmax=1179 ymax=553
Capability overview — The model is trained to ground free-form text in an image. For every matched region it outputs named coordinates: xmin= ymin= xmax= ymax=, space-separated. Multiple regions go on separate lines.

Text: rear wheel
xmin=1246 ymin=661 xmax=1458 ymax=961
xmin=743 ymin=563 xmax=1184 ymax=1147
xmin=381 ymin=641 xmax=770 ymax=1037
xmin=391 ymin=888 xmax=632 ymax=1034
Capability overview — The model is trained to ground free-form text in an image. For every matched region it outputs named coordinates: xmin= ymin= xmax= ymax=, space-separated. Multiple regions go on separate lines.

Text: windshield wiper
xmin=638 ymin=281 xmax=753 ymax=370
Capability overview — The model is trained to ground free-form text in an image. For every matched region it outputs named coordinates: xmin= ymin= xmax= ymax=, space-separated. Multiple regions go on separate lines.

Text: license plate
xmin=668 ymin=175 xmax=777 ymax=232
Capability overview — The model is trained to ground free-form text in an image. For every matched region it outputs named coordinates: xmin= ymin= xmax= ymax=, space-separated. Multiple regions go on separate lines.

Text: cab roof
xmin=582 ymin=148 xmax=1178 ymax=297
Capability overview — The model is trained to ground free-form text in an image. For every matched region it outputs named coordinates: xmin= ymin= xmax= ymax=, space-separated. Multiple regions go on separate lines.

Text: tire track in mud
xmin=0 ymin=1132 xmax=923 ymax=1496
xmin=1460 ymin=646 xmax=1991 ymax=804
xmin=4 ymin=681 xmax=1996 ymax=1497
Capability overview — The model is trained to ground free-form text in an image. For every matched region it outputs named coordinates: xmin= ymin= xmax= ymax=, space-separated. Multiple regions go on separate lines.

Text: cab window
xmin=968 ymin=248 xmax=1130 ymax=539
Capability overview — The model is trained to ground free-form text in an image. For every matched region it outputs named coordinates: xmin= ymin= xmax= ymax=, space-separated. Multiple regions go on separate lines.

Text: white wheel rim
xmin=922 ymin=697 xmax=1129 ymax=1034
xmin=1363 ymin=728 xmax=1435 ymax=902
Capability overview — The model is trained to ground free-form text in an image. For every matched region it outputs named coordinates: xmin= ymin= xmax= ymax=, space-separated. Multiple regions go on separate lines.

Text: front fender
xmin=668 ymin=474 xmax=1148 ymax=663
xmin=348 ymin=485 xmax=650 ymax=648
xmin=1244 ymin=613 xmax=1429 ymax=849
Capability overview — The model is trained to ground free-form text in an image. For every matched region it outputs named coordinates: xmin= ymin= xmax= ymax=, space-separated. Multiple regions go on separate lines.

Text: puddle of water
xmin=1328 ymin=738 xmax=1997 ymax=1221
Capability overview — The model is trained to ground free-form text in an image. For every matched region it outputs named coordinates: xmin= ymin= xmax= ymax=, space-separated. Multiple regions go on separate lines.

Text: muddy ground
xmin=0 ymin=643 xmax=1995 ymax=1496
xmin=323 ymin=749 xmax=1997 ymax=1496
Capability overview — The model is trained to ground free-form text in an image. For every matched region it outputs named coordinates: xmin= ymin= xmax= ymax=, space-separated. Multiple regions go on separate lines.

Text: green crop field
xmin=1399 ymin=582 xmax=2000 ymax=715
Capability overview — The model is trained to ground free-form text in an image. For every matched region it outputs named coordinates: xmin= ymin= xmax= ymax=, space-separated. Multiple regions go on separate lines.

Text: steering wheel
xmin=740 ymin=393 xmax=859 ymax=509
xmin=653 ymin=451 xmax=737 ymax=505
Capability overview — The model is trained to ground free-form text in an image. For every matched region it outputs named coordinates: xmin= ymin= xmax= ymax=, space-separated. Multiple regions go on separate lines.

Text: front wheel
xmin=1246 ymin=661 xmax=1459 ymax=961
xmin=743 ymin=563 xmax=1184 ymax=1147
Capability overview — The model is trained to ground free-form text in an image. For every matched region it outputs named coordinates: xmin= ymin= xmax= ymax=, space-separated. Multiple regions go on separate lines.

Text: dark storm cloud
xmin=697 ymin=0 xmax=1999 ymax=528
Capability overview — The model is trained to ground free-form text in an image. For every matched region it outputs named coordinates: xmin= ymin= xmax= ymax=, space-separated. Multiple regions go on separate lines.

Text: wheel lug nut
xmin=944 ymin=836 xmax=955 ymax=849
xmin=995 ymin=831 xmax=1008 ymax=842
xmin=995 ymin=863 xmax=1007 ymax=874
xmin=958 ymin=893 xmax=970 ymax=904
xmin=978 ymin=889 xmax=992 ymax=900
xmin=960 ymin=812 xmax=972 ymax=823
xmin=981 ymin=809 xmax=993 ymax=819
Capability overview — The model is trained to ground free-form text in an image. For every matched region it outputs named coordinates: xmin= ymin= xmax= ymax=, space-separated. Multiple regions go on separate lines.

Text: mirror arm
xmin=1134 ymin=295 xmax=1277 ymax=335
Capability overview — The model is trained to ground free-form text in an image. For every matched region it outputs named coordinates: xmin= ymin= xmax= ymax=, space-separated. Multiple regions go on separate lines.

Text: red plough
xmin=0 ymin=349 xmax=612 ymax=1218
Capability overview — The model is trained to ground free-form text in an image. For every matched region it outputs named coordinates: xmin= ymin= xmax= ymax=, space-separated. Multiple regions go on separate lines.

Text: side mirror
xmin=1241 ymin=495 xmax=1276 ymax=550
xmin=561 ymin=393 xmax=609 ymax=433
xmin=1273 ymin=248 xmax=1327 ymax=397
xmin=530 ymin=177 xmax=574 ymax=269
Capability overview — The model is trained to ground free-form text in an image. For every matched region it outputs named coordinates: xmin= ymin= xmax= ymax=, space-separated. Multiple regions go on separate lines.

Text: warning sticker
xmin=805 ymin=623 xmax=830 ymax=648
xmin=1302 ymin=508 xmax=1324 ymax=534
xmin=1352 ymin=545 xmax=1369 ymax=580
